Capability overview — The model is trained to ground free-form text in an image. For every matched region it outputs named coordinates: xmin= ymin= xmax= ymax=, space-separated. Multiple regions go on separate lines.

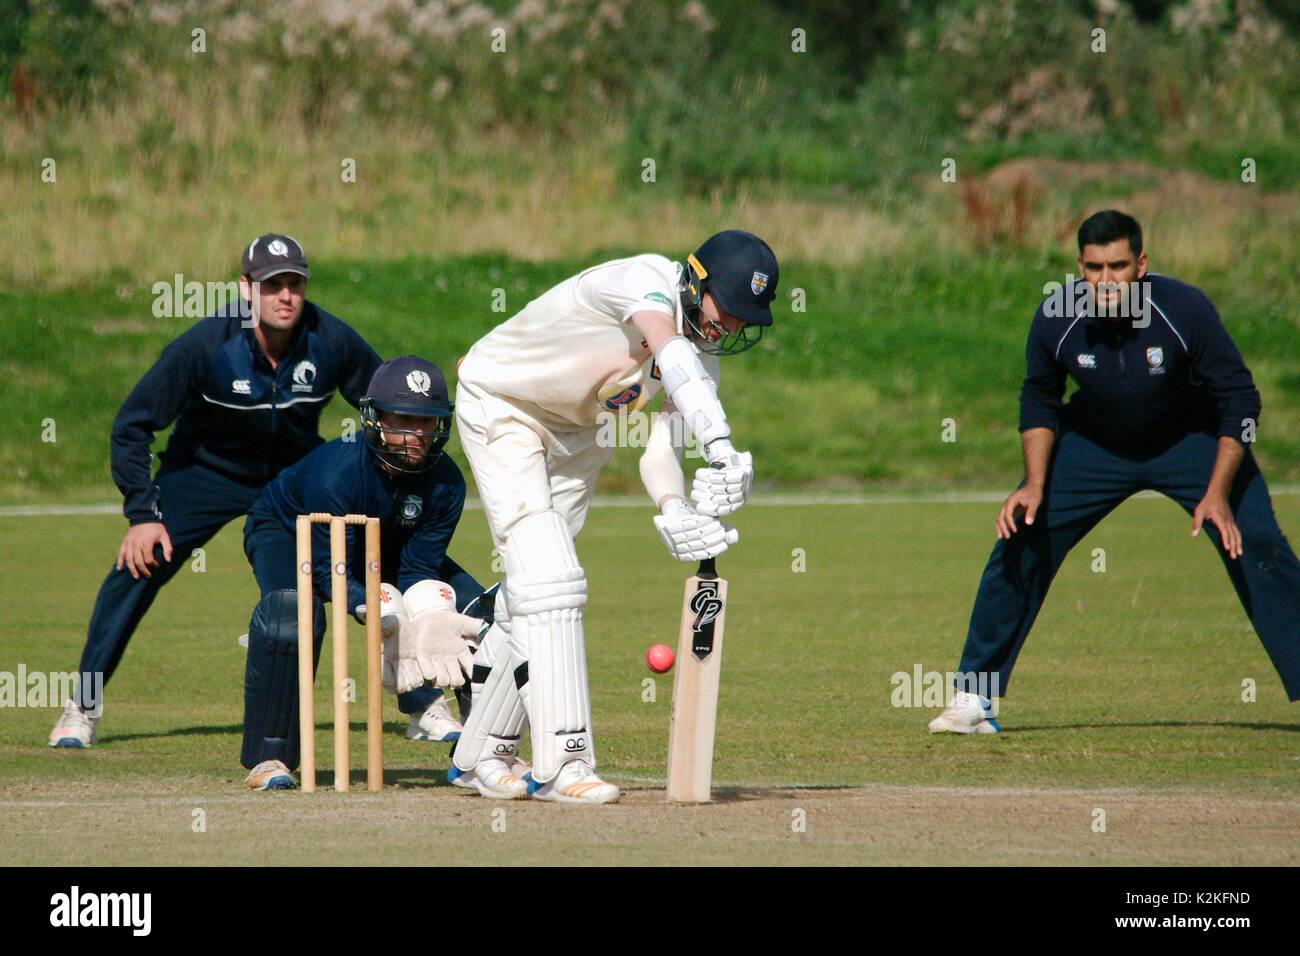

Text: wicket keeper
xmin=49 ymin=236 xmax=381 ymax=748
xmin=448 ymin=230 xmax=778 ymax=802
xmin=930 ymin=210 xmax=1300 ymax=734
xmin=240 ymin=356 xmax=494 ymax=790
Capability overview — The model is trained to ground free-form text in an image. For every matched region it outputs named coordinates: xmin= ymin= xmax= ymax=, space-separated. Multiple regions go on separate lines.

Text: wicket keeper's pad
xmin=504 ymin=509 xmax=591 ymax=782
xmin=242 ymin=589 xmax=324 ymax=769
xmin=452 ymin=588 xmax=527 ymax=772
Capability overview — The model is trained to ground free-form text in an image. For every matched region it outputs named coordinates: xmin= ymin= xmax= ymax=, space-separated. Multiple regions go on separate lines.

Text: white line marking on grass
xmin=0 ymin=504 xmax=122 ymax=516
xmin=6 ymin=486 xmax=1298 ymax=518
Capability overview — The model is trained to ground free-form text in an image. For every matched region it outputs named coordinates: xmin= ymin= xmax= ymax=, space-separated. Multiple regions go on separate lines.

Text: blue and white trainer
xmin=48 ymin=701 xmax=99 ymax=749
xmin=525 ymin=760 xmax=620 ymax=804
xmin=406 ymin=696 xmax=463 ymax=743
xmin=448 ymin=758 xmax=528 ymax=799
xmin=928 ymin=691 xmax=1001 ymax=734
xmin=245 ymin=759 xmax=296 ymax=791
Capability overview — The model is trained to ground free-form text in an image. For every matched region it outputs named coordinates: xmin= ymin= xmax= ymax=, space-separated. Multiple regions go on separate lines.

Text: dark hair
xmin=1078 ymin=210 xmax=1142 ymax=255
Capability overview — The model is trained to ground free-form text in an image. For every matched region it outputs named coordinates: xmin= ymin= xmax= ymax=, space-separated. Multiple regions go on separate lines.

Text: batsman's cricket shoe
xmin=928 ymin=691 xmax=1001 ymax=734
xmin=406 ymin=696 xmax=463 ymax=742
xmin=526 ymin=760 xmax=620 ymax=804
xmin=48 ymin=701 xmax=100 ymax=749
xmin=245 ymin=759 xmax=296 ymax=791
xmin=448 ymin=758 xmax=528 ymax=799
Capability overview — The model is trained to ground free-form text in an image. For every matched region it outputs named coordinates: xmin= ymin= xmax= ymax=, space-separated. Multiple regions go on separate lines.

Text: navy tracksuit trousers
xmin=957 ymin=429 xmax=1300 ymax=700
xmin=75 ymin=463 xmax=262 ymax=708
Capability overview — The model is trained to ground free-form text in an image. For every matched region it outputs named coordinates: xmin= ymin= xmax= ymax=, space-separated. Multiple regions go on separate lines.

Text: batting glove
xmin=653 ymin=497 xmax=739 ymax=562
xmin=692 ymin=444 xmax=753 ymax=517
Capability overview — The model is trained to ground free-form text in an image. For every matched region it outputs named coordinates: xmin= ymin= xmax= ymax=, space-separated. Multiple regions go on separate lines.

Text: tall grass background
xmin=1 ymin=0 xmax=1296 ymax=497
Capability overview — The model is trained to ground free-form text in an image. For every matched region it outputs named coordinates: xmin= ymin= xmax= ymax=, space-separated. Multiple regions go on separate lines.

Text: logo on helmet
xmin=406 ymin=370 xmax=432 ymax=396
xmin=750 ymin=271 xmax=769 ymax=296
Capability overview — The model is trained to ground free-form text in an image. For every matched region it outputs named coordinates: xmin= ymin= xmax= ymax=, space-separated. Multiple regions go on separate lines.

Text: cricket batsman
xmin=239 ymin=356 xmax=496 ymax=789
xmin=49 ymin=236 xmax=381 ymax=748
xmin=446 ymin=229 xmax=779 ymax=803
xmin=930 ymin=210 xmax=1300 ymax=734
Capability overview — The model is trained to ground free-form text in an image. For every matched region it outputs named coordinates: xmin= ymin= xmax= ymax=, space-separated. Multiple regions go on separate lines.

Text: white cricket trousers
xmin=454 ymin=379 xmax=614 ymax=546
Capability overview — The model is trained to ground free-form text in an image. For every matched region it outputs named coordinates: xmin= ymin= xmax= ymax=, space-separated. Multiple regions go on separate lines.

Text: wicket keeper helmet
xmin=360 ymin=356 xmax=453 ymax=474
xmin=680 ymin=230 xmax=779 ymax=356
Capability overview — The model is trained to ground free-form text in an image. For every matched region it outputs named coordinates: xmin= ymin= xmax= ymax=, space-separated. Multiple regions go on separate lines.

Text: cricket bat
xmin=666 ymin=556 xmax=728 ymax=803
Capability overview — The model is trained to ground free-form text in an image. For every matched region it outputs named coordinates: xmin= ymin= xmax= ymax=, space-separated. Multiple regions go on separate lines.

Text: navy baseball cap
xmin=242 ymin=234 xmax=310 ymax=282
xmin=365 ymin=356 xmax=451 ymax=417
xmin=689 ymin=230 xmax=779 ymax=327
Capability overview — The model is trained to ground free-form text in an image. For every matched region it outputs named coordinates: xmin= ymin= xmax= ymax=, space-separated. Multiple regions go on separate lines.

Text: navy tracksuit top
xmin=109 ymin=302 xmax=381 ymax=524
xmin=1018 ymin=274 xmax=1261 ymax=453
xmin=250 ymin=437 xmax=467 ymax=613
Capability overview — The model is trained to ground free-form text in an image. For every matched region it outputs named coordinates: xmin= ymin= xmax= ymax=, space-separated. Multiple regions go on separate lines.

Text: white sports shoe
xmin=48 ymin=701 xmax=100 ymax=749
xmin=928 ymin=691 xmax=1001 ymax=734
xmin=448 ymin=758 xmax=528 ymax=799
xmin=526 ymin=760 xmax=620 ymax=804
xmin=406 ymin=696 xmax=463 ymax=742
xmin=245 ymin=759 xmax=296 ymax=791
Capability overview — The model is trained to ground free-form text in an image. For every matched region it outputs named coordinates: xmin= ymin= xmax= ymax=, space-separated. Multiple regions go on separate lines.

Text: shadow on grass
xmin=1005 ymin=721 xmax=1299 ymax=734
xmin=645 ymin=784 xmax=865 ymax=804
xmin=101 ymin=720 xmax=413 ymax=743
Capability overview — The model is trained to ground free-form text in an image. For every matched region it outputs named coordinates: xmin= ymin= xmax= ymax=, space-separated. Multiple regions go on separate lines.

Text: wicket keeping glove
xmin=396 ymin=580 xmax=480 ymax=691
xmin=358 ymin=583 xmax=413 ymax=694
xmin=654 ymin=497 xmax=739 ymax=562
xmin=692 ymin=442 xmax=753 ymax=517
xmin=356 ymin=582 xmax=406 ymax=639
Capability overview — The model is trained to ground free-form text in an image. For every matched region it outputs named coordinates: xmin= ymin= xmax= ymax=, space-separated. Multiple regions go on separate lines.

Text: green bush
xmin=6 ymin=0 xmax=125 ymax=108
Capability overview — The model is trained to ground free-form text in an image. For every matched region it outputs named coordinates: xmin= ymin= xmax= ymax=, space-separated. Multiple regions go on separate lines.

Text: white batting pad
xmin=504 ymin=509 xmax=592 ymax=782
xmin=451 ymin=617 xmax=527 ymax=772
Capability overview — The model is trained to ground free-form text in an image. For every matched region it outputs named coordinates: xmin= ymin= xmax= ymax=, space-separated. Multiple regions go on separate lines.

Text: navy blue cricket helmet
xmin=680 ymin=230 xmax=779 ymax=355
xmin=359 ymin=356 xmax=453 ymax=474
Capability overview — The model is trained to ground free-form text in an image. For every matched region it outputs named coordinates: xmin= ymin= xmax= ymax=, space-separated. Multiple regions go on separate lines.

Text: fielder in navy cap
xmin=242 ymin=233 xmax=310 ymax=282
xmin=48 ymin=232 xmax=381 ymax=752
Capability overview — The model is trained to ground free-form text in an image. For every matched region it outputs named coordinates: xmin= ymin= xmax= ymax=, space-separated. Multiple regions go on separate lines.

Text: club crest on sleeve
xmin=601 ymin=383 xmax=642 ymax=410
xmin=750 ymin=271 xmax=769 ymax=296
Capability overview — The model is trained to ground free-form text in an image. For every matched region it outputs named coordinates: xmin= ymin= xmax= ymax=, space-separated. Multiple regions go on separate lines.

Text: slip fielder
xmin=447 ymin=230 xmax=779 ymax=803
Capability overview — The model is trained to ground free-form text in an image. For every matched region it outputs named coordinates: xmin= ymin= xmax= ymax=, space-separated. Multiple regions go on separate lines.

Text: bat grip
xmin=697 ymin=557 xmax=717 ymax=579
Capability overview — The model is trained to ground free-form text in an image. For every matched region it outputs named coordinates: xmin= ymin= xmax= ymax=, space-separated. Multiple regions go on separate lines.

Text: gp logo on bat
xmin=689 ymin=581 xmax=724 ymax=659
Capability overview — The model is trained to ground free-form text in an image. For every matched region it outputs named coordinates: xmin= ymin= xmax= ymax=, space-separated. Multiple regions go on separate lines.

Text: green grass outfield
xmin=0 ymin=497 xmax=1296 ymax=865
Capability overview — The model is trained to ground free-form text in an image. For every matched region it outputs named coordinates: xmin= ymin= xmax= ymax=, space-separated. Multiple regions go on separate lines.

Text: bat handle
xmin=697 ymin=557 xmax=717 ymax=579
